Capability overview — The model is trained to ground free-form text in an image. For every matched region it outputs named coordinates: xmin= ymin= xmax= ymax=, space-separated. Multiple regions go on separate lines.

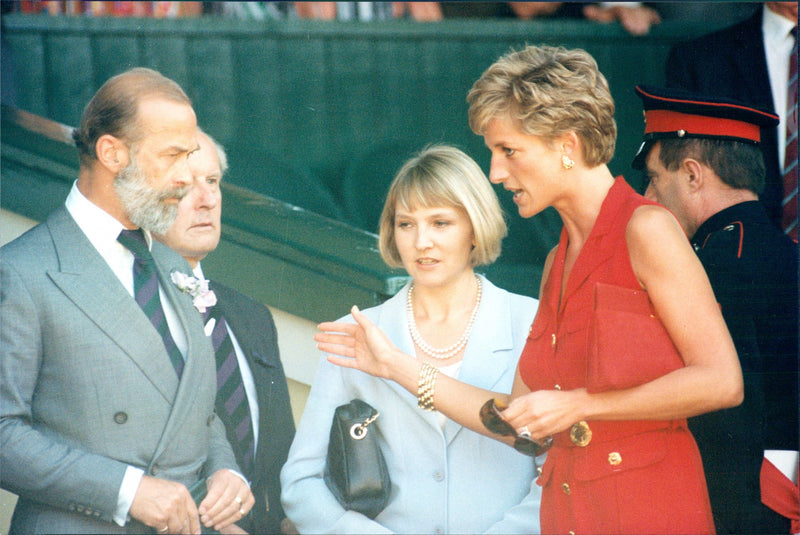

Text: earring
xmin=561 ymin=154 xmax=575 ymax=170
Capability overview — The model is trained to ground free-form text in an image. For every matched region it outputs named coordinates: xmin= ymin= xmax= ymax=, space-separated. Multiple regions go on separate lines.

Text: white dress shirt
xmin=763 ymin=4 xmax=796 ymax=170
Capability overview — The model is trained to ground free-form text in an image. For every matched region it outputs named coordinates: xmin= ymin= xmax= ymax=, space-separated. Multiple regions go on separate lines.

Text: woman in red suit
xmin=316 ymin=45 xmax=744 ymax=534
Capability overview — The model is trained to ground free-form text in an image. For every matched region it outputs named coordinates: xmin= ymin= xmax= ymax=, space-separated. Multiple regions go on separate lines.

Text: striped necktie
xmin=781 ymin=26 xmax=798 ymax=242
xmin=207 ymin=309 xmax=255 ymax=477
xmin=117 ymin=229 xmax=184 ymax=377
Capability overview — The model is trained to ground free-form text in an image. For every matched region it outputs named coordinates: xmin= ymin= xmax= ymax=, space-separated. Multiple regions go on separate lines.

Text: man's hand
xmin=220 ymin=523 xmax=249 ymax=534
xmin=198 ymin=469 xmax=255 ymax=531
xmin=129 ymin=475 xmax=201 ymax=534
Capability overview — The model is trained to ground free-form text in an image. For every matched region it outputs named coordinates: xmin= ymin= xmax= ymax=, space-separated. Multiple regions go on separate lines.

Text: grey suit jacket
xmin=0 ymin=207 xmax=238 ymax=534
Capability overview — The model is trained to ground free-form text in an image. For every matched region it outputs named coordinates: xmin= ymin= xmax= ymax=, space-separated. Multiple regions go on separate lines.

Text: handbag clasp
xmin=349 ymin=411 xmax=380 ymax=440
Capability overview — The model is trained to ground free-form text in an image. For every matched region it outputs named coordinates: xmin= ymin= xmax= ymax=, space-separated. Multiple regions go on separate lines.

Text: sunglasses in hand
xmin=479 ymin=398 xmax=553 ymax=457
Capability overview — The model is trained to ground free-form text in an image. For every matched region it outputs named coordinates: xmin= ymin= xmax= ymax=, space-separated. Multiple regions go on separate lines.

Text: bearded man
xmin=0 ymin=68 xmax=253 ymax=535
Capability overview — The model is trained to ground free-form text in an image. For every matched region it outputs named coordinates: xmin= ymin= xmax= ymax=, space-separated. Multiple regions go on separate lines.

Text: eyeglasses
xmin=479 ymin=398 xmax=552 ymax=457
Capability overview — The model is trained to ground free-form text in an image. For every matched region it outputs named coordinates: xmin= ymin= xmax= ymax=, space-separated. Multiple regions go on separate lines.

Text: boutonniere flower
xmin=170 ymin=270 xmax=217 ymax=313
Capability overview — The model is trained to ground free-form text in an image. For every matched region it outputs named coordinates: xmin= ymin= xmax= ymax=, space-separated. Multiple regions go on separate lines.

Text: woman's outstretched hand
xmin=315 ymin=305 xmax=406 ymax=381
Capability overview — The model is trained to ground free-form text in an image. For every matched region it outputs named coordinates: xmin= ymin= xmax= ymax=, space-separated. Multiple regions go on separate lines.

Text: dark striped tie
xmin=207 ymin=309 xmax=255 ymax=477
xmin=781 ymin=26 xmax=798 ymax=242
xmin=117 ymin=229 xmax=184 ymax=377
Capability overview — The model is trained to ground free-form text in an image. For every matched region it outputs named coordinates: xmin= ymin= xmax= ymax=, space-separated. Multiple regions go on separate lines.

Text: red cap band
xmin=644 ymin=109 xmax=762 ymax=142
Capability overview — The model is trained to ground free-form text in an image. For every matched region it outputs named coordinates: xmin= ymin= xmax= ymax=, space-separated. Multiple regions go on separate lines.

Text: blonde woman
xmin=281 ymin=145 xmax=542 ymax=533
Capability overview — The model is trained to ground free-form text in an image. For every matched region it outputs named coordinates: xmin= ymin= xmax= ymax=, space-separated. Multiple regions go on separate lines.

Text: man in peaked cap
xmin=634 ymin=84 xmax=798 ymax=534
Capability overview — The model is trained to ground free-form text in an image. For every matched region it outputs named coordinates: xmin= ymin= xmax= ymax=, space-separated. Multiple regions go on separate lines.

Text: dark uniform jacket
xmin=688 ymin=201 xmax=798 ymax=534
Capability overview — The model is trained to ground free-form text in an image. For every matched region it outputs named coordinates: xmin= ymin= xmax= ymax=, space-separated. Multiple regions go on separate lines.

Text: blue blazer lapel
xmin=46 ymin=209 xmax=179 ymax=402
xmin=374 ymin=286 xmax=444 ymax=430
xmin=445 ymin=278 xmax=517 ymax=445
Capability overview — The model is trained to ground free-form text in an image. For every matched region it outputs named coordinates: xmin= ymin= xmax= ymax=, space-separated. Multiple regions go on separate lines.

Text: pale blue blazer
xmin=281 ymin=275 xmax=542 ymax=534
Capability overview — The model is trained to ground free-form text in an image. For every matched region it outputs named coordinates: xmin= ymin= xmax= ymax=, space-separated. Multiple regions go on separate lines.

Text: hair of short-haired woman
xmin=378 ymin=144 xmax=507 ymax=269
xmin=467 ymin=45 xmax=617 ymax=167
xmin=73 ymin=67 xmax=192 ymax=166
xmin=657 ymin=138 xmax=766 ymax=194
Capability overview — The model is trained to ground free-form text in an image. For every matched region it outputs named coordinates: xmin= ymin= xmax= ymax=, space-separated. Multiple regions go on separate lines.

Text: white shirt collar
xmin=64 ymin=180 xmax=153 ymax=253
xmin=762 ymin=4 xmax=795 ymax=169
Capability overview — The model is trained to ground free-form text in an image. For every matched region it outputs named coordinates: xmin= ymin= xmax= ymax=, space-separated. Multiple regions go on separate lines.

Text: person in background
xmin=665 ymin=2 xmax=799 ymax=240
xmin=652 ymin=1 xmax=758 ymax=26
xmin=0 ymin=67 xmax=252 ymax=534
xmin=155 ymin=130 xmax=297 ymax=535
xmin=281 ymin=144 xmax=542 ymax=534
xmin=440 ymin=1 xmax=660 ymax=35
xmin=580 ymin=2 xmax=661 ymax=35
xmin=294 ymin=2 xmax=441 ymax=21
xmin=18 ymin=1 xmax=204 ymax=17
xmin=633 ymin=84 xmax=799 ymax=534
xmin=316 ymin=45 xmax=744 ymax=534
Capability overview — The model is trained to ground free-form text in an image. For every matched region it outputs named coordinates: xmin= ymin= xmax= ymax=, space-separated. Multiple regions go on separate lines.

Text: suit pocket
xmin=572 ymin=431 xmax=668 ymax=482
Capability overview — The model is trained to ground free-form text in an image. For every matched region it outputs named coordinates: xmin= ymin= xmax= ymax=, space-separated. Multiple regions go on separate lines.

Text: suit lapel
xmin=375 ymin=287 xmax=443 ymax=429
xmin=211 ymin=284 xmax=278 ymax=486
xmin=444 ymin=278 xmax=516 ymax=445
xmin=733 ymin=10 xmax=774 ymax=109
xmin=46 ymin=209 xmax=178 ymax=402
xmin=214 ymin=284 xmax=277 ymax=372
xmin=150 ymin=242 xmax=215 ymax=459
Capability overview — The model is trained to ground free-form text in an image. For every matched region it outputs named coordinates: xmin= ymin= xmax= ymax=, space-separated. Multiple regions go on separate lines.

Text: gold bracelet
xmin=417 ymin=362 xmax=439 ymax=411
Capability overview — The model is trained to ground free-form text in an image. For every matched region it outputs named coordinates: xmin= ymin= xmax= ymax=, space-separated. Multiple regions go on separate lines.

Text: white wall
xmin=0 ymin=208 xmax=315 ymax=532
xmin=0 ymin=209 xmax=37 ymax=245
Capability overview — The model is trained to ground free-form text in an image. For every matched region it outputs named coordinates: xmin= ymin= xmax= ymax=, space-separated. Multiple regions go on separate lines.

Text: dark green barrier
xmin=1 ymin=14 xmax=731 ymax=301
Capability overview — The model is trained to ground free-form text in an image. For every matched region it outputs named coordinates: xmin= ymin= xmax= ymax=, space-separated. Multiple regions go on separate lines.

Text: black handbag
xmin=323 ymin=399 xmax=391 ymax=519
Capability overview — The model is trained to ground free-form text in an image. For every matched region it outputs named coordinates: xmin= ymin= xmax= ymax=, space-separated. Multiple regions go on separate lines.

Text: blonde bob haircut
xmin=467 ymin=45 xmax=617 ymax=167
xmin=378 ymin=145 xmax=507 ymax=269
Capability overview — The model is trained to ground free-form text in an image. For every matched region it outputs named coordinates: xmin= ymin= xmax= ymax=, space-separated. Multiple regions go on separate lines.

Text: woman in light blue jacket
xmin=280 ymin=145 xmax=542 ymax=534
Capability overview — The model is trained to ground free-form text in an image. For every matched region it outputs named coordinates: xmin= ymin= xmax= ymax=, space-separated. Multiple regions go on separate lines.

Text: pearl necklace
xmin=407 ymin=276 xmax=482 ymax=360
